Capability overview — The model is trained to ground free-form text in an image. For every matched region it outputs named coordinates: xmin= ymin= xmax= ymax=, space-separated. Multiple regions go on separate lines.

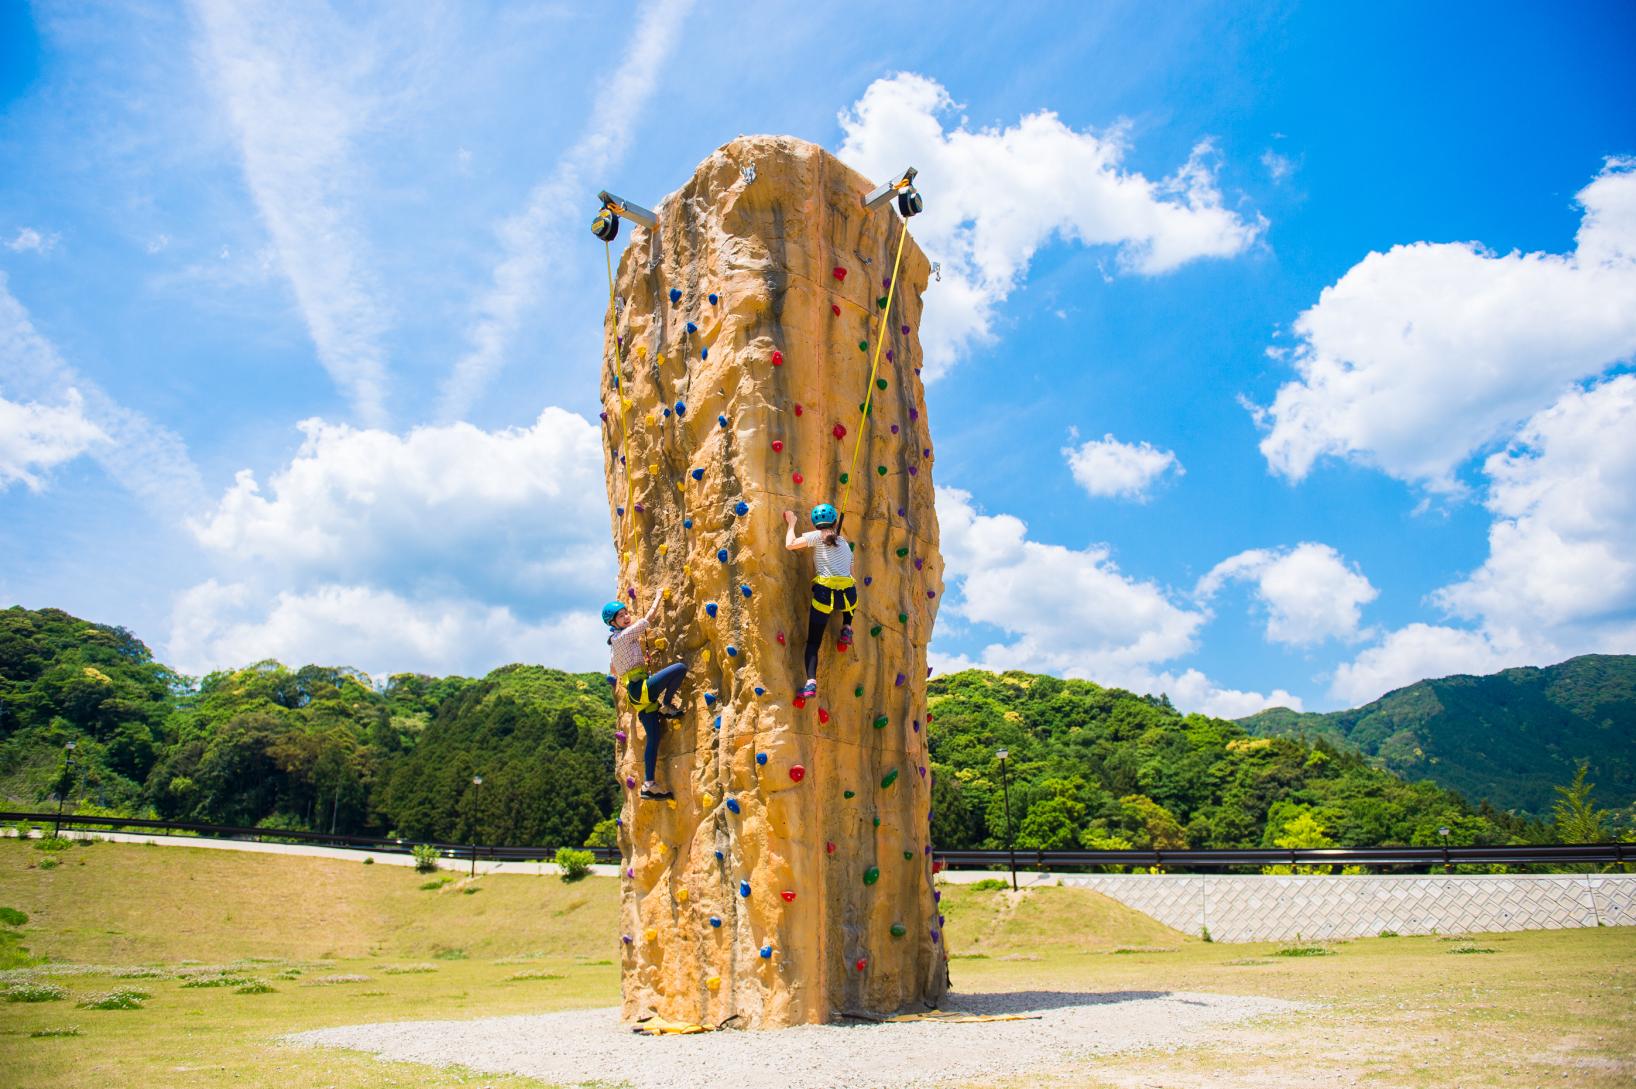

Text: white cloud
xmin=0 ymin=388 xmax=106 ymax=491
xmin=437 ymin=0 xmax=695 ymax=420
xmin=169 ymin=579 xmax=607 ymax=678
xmin=933 ymin=487 xmax=1298 ymax=715
xmin=1254 ymin=158 xmax=1636 ymax=491
xmin=174 ymin=406 xmax=615 ymax=678
xmin=5 ymin=227 xmax=60 ymax=255
xmin=1197 ymin=542 xmax=1377 ymax=647
xmin=192 ymin=0 xmax=398 ymax=424
xmin=0 ymin=275 xmax=203 ymax=514
xmin=1260 ymin=149 xmax=1294 ymax=184
xmin=1063 ymin=433 xmax=1183 ymax=500
xmin=1328 ymin=623 xmax=1524 ymax=706
xmin=836 ymin=73 xmax=1265 ymax=379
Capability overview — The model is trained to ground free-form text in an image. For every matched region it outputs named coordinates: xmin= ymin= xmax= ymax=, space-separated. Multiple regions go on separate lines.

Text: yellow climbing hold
xmin=637 ymin=346 xmax=648 ymax=359
xmin=622 ymin=397 xmax=633 ymax=411
xmin=706 ymin=976 xmax=721 ymax=992
xmin=677 ymin=887 xmax=689 ymax=903
xmin=644 ymin=928 xmax=658 ymax=942
xmin=648 ymin=462 xmax=659 ymax=476
xmin=658 ymin=543 xmax=669 ymax=555
xmin=676 ymin=481 xmax=685 ymax=492
xmin=663 ymin=588 xmax=673 ymax=600
xmin=700 ymin=648 xmax=711 ymax=663
xmin=652 ymin=636 xmax=668 ymax=650
xmin=700 ymin=793 xmax=715 ymax=808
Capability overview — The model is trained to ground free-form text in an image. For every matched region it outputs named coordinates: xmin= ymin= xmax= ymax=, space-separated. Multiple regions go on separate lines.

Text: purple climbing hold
xmin=600 ymin=411 xmax=608 ymax=422
xmin=627 ymin=867 xmax=636 ymax=878
xmin=897 ymin=507 xmax=906 ymax=517
xmin=616 ymin=506 xmax=624 ymax=516
xmin=623 ymin=934 xmax=633 ymax=944
xmin=615 ymin=730 xmax=627 ymax=742
xmin=891 ymin=424 xmax=900 ymax=434
xmin=923 ymin=447 xmax=931 ymax=458
xmin=931 ymin=930 xmax=940 ymax=944
xmin=928 ymin=590 xmax=937 ymax=598
xmin=910 ymin=408 xmax=919 ymax=421
xmin=882 ymin=276 xmax=891 ymax=288
xmin=900 ymin=324 xmax=910 ymax=335
xmin=634 ymin=503 xmax=644 ymax=512
xmin=895 ymin=673 xmax=906 ymax=687
xmin=885 ymin=349 xmax=894 ymax=363
xmin=919 ymin=766 xmax=926 ymax=778
xmin=912 ymin=721 xmax=920 ymax=733
xmin=909 ymin=466 xmax=918 ymax=477
xmin=933 ymin=890 xmax=942 ymax=903
xmin=625 ymin=777 xmax=636 ymax=788
xmin=914 ymin=557 xmax=924 ymax=570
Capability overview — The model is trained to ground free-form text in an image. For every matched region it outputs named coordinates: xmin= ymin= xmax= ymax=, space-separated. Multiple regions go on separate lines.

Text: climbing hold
xmin=709 ymin=292 xmax=718 ymax=305
xmin=870 ymin=625 xmax=883 ymax=637
xmin=900 ymin=324 xmax=910 ymax=335
xmin=873 ymin=816 xmax=880 ymax=827
xmin=908 ymin=466 xmax=918 ymax=477
xmin=754 ymin=686 xmax=765 ymax=696
xmin=675 ymin=401 xmax=686 ymax=416
xmin=669 ymin=288 xmax=682 ymax=303
xmin=877 ymin=378 xmax=888 ymax=390
xmin=914 ymin=557 xmax=924 ymax=570
xmin=718 ymin=414 xmax=728 ymax=428
xmin=794 ymin=404 xmax=803 ymax=416
xmin=713 ymin=716 xmax=721 ymax=730
xmin=715 ymin=850 xmax=725 ymax=861
xmin=854 ymin=685 xmax=864 ymax=697
xmin=843 ymin=790 xmax=855 ymax=799
xmin=727 ymin=645 xmax=739 ymax=657
xmin=677 ymin=888 xmax=689 ymax=903
xmin=734 ymin=500 xmax=749 ymax=515
xmin=760 ymin=945 xmax=773 ymax=959
xmin=832 ymin=423 xmax=847 ymax=440
xmin=726 ymin=797 xmax=740 ymax=814
xmin=709 ymin=916 xmax=722 ymax=928
xmin=683 ymin=517 xmax=694 ymax=529
xmin=885 ymin=349 xmax=894 ymax=363
xmin=771 ymin=439 xmax=784 ymax=452
xmin=705 ymin=602 xmax=718 ymax=618
xmin=792 ymin=471 xmax=804 ymax=484
xmin=895 ymin=673 xmax=906 ymax=687
xmin=691 ymin=468 xmax=704 ymax=480
xmin=614 ymin=730 xmax=627 ymax=742
xmin=858 ymin=340 xmax=868 ymax=352
xmin=645 ymin=928 xmax=657 ymax=942
xmin=832 ymin=267 xmax=846 ymax=282
xmin=771 ymin=350 xmax=783 ymax=366
xmin=891 ymin=424 xmax=900 ymax=435
xmin=755 ymin=751 xmax=767 ymax=765
xmin=882 ymin=768 xmax=899 ymax=788
xmin=831 ymin=303 xmax=841 ymax=317
xmin=890 ymin=923 xmax=907 ymax=938
xmin=931 ymin=930 xmax=940 ymax=944
xmin=863 ymin=576 xmax=873 ymax=586
xmin=838 ymin=472 xmax=849 ymax=484
xmin=701 ymin=347 xmax=708 ymax=360
xmin=705 ymin=692 xmax=718 ymax=707
xmin=717 ymin=549 xmax=728 ymax=562
xmin=896 ymin=547 xmax=909 ymax=557
xmin=622 ymin=934 xmax=633 ymax=944
xmin=740 ymin=584 xmax=752 ymax=598
xmin=793 ymin=696 xmax=806 ymax=709
xmin=626 ymin=776 xmax=636 ymax=788
xmin=918 ymin=766 xmax=927 ymax=778
xmin=817 ymin=708 xmax=830 ymax=724
xmin=776 ymin=631 xmax=786 ymax=645
xmin=685 ymin=321 xmax=698 ymax=335
xmin=910 ymin=408 xmax=919 ymax=421
xmin=789 ymin=765 xmax=806 ymax=782
xmin=873 ymin=715 xmax=889 ymax=729
xmin=657 ymin=544 xmax=669 ymax=556
xmin=876 ymin=465 xmax=887 ymax=476
xmin=863 ymin=867 xmax=879 ymax=886
xmin=626 ymin=867 xmax=635 ymax=878
xmin=701 ymin=793 xmax=715 ymax=808
xmin=856 ymin=958 xmax=867 ymax=972
xmin=826 ymin=841 xmax=836 ymax=854
xmin=898 ymin=612 xmax=908 ymax=623
xmin=781 ymin=890 xmax=796 ymax=903
xmin=877 ymin=295 xmax=888 ymax=309
xmin=616 ymin=506 xmax=625 ymax=517
xmin=707 ymin=974 xmax=721 ymax=991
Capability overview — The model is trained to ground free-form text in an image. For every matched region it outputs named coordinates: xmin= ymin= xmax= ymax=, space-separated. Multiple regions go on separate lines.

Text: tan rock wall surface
xmin=598 ymin=136 xmax=947 ymax=1028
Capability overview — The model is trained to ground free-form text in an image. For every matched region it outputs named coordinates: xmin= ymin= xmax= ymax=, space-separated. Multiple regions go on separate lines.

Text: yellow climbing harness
xmin=619 ymin=667 xmax=659 ymax=714
xmin=810 ymin=574 xmax=858 ymax=615
xmin=839 ymin=215 xmax=912 ymax=523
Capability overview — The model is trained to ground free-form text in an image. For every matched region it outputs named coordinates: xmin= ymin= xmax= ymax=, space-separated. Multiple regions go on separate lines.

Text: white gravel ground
xmin=285 ymin=989 xmax=1307 ymax=1089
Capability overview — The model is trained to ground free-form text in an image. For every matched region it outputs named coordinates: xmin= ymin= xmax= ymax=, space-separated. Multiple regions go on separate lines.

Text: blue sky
xmin=3 ymin=1 xmax=1634 ymax=714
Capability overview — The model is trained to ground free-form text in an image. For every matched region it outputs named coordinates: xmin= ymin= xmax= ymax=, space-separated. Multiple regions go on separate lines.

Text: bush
xmin=412 ymin=844 xmax=440 ymax=873
xmin=362 ymin=857 xmax=374 ymax=865
xmin=0 ymin=907 xmax=27 ymax=927
xmin=419 ymin=876 xmax=453 ymax=891
xmin=235 ymin=980 xmax=276 ymax=994
xmin=33 ymin=837 xmax=73 ymax=853
xmin=584 ymin=817 xmax=618 ymax=849
xmin=1272 ymin=945 xmax=1336 ymax=957
xmin=555 ymin=847 xmax=595 ymax=883
xmin=38 ymin=858 xmax=59 ymax=870
xmin=77 ymin=989 xmax=149 ymax=1010
xmin=968 ymin=878 xmax=1008 ymax=891
xmin=5 ymin=982 xmax=67 ymax=1003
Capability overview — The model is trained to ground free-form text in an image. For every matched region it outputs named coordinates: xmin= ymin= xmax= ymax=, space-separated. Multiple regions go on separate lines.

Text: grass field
xmin=1 ymin=837 xmax=1632 ymax=1088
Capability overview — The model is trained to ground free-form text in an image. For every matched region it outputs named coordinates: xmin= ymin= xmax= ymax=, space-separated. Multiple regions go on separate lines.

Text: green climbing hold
xmin=881 ymin=768 xmax=899 ymax=788
xmin=863 ymin=866 xmax=879 ymax=886
xmin=895 ymin=547 xmax=909 ymax=557
xmin=854 ymin=685 xmax=864 ymax=697
xmin=876 ymin=465 xmax=887 ymax=476
xmin=876 ymin=378 xmax=887 ymax=390
xmin=902 ymin=851 xmax=913 ymax=860
xmin=898 ymin=612 xmax=908 ymax=624
xmin=873 ymin=715 xmax=888 ymax=729
xmin=839 ymin=472 xmax=849 ymax=484
xmin=843 ymin=790 xmax=856 ymax=799
xmin=890 ymin=923 xmax=907 ymax=938
xmin=877 ymin=296 xmax=888 ymax=309
xmin=872 ymin=816 xmax=881 ymax=827
xmin=870 ymin=625 xmax=882 ymax=637
xmin=858 ymin=340 xmax=868 ymax=352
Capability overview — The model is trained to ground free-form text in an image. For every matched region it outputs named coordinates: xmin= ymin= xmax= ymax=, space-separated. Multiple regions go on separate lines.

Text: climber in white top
xmin=602 ymin=595 xmax=686 ymax=800
xmin=784 ymin=502 xmax=857 ymax=700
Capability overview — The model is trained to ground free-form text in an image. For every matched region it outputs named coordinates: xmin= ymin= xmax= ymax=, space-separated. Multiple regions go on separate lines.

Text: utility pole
xmin=469 ymin=775 xmax=484 ymax=878
xmin=997 ymin=749 xmax=1017 ymax=892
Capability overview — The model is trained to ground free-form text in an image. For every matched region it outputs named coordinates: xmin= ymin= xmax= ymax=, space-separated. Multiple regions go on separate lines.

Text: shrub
xmin=38 ymin=859 xmax=59 ymax=870
xmin=0 ymin=907 xmax=27 ymax=927
xmin=235 ymin=980 xmax=276 ymax=994
xmin=504 ymin=971 xmax=565 ymax=982
xmin=1201 ymin=925 xmax=1213 ymax=943
xmin=78 ymin=989 xmax=149 ymax=1010
xmin=382 ymin=964 xmax=437 ymax=975
xmin=431 ymin=947 xmax=467 ymax=961
xmin=968 ymin=878 xmax=1008 ymax=891
xmin=412 ymin=844 xmax=440 ymax=873
xmin=1377 ymin=930 xmax=1400 ymax=938
xmin=114 ymin=968 xmax=165 ymax=979
xmin=34 ymin=837 xmax=72 ymax=853
xmin=180 ymin=976 xmax=247 ymax=989
xmin=555 ymin=847 xmax=595 ymax=883
xmin=1449 ymin=945 xmax=1497 ymax=955
xmin=362 ymin=857 xmax=374 ymax=865
xmin=5 ymin=982 xmax=67 ymax=1003
xmin=1272 ymin=945 xmax=1336 ymax=957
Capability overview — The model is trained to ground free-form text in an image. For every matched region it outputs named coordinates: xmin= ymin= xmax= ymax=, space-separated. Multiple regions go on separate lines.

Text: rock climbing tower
xmin=598 ymin=136 xmax=946 ymax=1030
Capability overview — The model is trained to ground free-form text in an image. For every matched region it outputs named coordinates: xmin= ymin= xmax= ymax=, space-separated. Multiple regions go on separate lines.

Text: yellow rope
xmin=839 ymin=215 xmax=911 ymax=524
xmin=605 ymin=240 xmax=636 ymax=580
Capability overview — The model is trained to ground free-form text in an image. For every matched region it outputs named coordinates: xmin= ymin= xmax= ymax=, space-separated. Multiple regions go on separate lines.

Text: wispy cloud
xmin=437 ymin=0 xmax=696 ymax=421
xmin=5 ymin=227 xmax=60 ymax=255
xmin=190 ymin=0 xmax=395 ymax=425
xmin=0 ymin=274 xmax=205 ymax=515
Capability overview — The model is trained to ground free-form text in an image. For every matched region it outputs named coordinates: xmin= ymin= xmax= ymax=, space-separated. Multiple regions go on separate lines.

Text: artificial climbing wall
xmin=599 ymin=136 xmax=947 ymax=1029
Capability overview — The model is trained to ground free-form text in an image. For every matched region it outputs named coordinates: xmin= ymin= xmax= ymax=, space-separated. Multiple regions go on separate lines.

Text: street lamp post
xmin=469 ymin=775 xmax=484 ymax=878
xmin=1438 ymin=825 xmax=1451 ymax=873
xmin=996 ymin=749 xmax=1017 ymax=892
xmin=54 ymin=741 xmax=77 ymax=839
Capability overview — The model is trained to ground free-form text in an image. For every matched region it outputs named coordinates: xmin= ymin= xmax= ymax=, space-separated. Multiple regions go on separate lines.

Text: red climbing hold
xmin=831 ymin=303 xmax=841 ymax=317
xmin=772 ymin=350 xmax=783 ymax=366
xmin=855 ymin=958 xmax=867 ymax=972
xmin=793 ymin=472 xmax=804 ymax=484
xmin=789 ymin=765 xmax=806 ymax=783
xmin=832 ymin=267 xmax=846 ymax=282
xmin=817 ymin=707 xmax=830 ymax=724
xmin=776 ymin=631 xmax=786 ymax=645
xmin=832 ymin=423 xmax=847 ymax=440
xmin=793 ymin=696 xmax=806 ymax=710
xmin=771 ymin=440 xmax=784 ymax=452
xmin=794 ymin=404 xmax=803 ymax=416
xmin=781 ymin=890 xmax=796 ymax=903
xmin=826 ymin=841 xmax=836 ymax=854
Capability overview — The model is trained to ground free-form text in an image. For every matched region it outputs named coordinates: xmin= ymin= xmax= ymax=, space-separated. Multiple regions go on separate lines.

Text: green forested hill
xmin=1240 ymin=655 xmax=1636 ymax=817
xmin=5 ymin=605 xmax=1620 ymax=852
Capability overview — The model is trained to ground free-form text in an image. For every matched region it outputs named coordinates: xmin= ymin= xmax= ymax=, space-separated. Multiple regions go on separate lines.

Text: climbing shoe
xmin=837 ymin=625 xmax=854 ymax=651
xmin=799 ymin=680 xmax=818 ymax=699
xmin=639 ymin=786 xmax=674 ymax=801
xmin=658 ymin=702 xmax=685 ymax=718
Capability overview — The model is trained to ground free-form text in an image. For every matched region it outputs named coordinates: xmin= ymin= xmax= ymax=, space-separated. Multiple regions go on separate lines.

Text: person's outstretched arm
xmin=784 ymin=510 xmax=809 ymax=551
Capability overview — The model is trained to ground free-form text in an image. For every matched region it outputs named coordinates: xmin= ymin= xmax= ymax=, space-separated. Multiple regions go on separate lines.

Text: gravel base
xmin=284 ymin=990 xmax=1307 ymax=1089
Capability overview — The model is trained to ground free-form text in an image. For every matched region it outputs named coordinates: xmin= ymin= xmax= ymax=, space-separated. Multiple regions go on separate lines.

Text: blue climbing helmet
xmin=810 ymin=502 xmax=839 ymax=528
xmin=601 ymin=600 xmax=628 ymax=628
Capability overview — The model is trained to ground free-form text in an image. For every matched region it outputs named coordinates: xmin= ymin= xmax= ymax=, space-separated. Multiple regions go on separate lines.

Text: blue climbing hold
xmin=739 ymin=880 xmax=751 ymax=897
xmin=616 ymin=506 xmax=624 ymax=516
xmin=726 ymin=645 xmax=738 ymax=657
xmin=753 ymin=686 xmax=765 ymax=696
xmin=718 ymin=414 xmax=728 ymax=428
xmin=727 ymin=798 xmax=741 ymax=815
xmin=713 ymin=715 xmax=722 ymax=730
xmin=739 ymin=584 xmax=752 ymax=598
xmin=734 ymin=500 xmax=749 ymax=515
xmin=675 ymin=401 xmax=686 ymax=416
xmin=669 ymin=288 xmax=682 ymax=303
xmin=755 ymin=752 xmax=767 ymax=765
xmin=759 ymin=945 xmax=772 ymax=959
xmin=701 ymin=347 xmax=709 ymax=360
xmin=705 ymin=602 xmax=718 ymax=618
xmin=662 ymin=408 xmax=671 ymax=417
xmin=710 ymin=916 xmax=722 ymax=928
xmin=714 ymin=850 xmax=724 ymax=861
xmin=686 ymin=321 xmax=697 ymax=334
xmin=683 ymin=518 xmax=693 ymax=529
xmin=704 ymin=692 xmax=717 ymax=707
xmin=717 ymin=549 xmax=729 ymax=563
xmin=691 ymin=468 xmax=704 ymax=480
xmin=708 ymin=292 xmax=719 ymax=305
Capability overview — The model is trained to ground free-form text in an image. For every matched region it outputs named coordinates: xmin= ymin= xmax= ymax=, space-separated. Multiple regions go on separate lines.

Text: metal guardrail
xmin=5 ymin=811 xmax=1628 ymax=870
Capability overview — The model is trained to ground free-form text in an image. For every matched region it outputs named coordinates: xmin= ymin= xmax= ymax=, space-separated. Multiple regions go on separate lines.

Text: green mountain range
xmin=1240 ymin=655 xmax=1636 ymax=817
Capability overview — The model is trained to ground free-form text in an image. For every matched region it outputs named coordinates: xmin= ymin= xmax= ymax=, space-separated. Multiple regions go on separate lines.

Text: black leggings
xmin=631 ymin=661 xmax=686 ymax=781
xmin=803 ymin=600 xmax=855 ymax=681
